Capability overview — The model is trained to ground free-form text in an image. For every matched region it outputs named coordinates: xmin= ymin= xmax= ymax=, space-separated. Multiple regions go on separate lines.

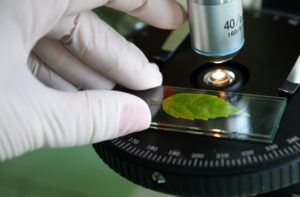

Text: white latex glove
xmin=0 ymin=0 xmax=185 ymax=161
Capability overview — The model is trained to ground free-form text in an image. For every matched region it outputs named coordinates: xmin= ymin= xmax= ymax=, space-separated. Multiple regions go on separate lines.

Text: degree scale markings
xmin=193 ymin=159 xmax=198 ymax=167
xmin=247 ymin=156 xmax=253 ymax=164
xmin=113 ymin=133 xmax=300 ymax=169
xmin=199 ymin=160 xmax=203 ymax=167
xmin=278 ymin=150 xmax=285 ymax=157
xmin=252 ymin=156 xmax=258 ymax=163
xmin=188 ymin=160 xmax=193 ymax=167
xmin=142 ymin=150 xmax=150 ymax=158
xmin=114 ymin=145 xmax=290 ymax=168
xmin=177 ymin=158 xmax=183 ymax=166
xmin=138 ymin=150 xmax=145 ymax=157
xmin=152 ymin=154 xmax=157 ymax=161
xmin=283 ymin=148 xmax=290 ymax=155
xmin=112 ymin=137 xmax=300 ymax=170
xmin=112 ymin=127 xmax=300 ymax=168
xmin=182 ymin=159 xmax=187 ymax=167
xmin=125 ymin=145 xmax=133 ymax=152
xmin=122 ymin=143 xmax=130 ymax=150
xmin=111 ymin=118 xmax=300 ymax=167
xmin=288 ymin=146 xmax=295 ymax=153
xmin=146 ymin=152 xmax=153 ymax=159
xmin=156 ymin=155 xmax=162 ymax=162
xmin=293 ymin=144 xmax=300 ymax=151
xmin=210 ymin=160 xmax=214 ymax=168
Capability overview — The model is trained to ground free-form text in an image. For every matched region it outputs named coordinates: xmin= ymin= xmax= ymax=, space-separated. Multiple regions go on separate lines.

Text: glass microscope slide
xmin=126 ymin=86 xmax=287 ymax=143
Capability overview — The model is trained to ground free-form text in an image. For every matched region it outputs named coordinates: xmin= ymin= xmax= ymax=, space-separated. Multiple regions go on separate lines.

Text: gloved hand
xmin=0 ymin=0 xmax=185 ymax=161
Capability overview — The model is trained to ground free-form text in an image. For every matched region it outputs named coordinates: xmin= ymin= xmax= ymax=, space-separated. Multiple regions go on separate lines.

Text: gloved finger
xmin=66 ymin=0 xmax=185 ymax=29
xmin=0 ymin=81 xmax=151 ymax=160
xmin=33 ymin=38 xmax=115 ymax=90
xmin=105 ymin=0 xmax=186 ymax=29
xmin=66 ymin=0 xmax=145 ymax=15
xmin=28 ymin=53 xmax=78 ymax=91
xmin=50 ymin=11 xmax=162 ymax=90
xmin=43 ymin=89 xmax=151 ymax=147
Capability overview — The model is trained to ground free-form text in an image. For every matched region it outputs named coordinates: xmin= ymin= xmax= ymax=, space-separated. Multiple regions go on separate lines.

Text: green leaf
xmin=162 ymin=93 xmax=248 ymax=121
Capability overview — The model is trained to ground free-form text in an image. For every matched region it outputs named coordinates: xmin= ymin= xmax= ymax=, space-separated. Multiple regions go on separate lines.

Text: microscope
xmin=94 ymin=1 xmax=300 ymax=196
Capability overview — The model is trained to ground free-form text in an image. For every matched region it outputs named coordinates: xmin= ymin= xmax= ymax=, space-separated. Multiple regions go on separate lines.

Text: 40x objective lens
xmin=187 ymin=0 xmax=245 ymax=63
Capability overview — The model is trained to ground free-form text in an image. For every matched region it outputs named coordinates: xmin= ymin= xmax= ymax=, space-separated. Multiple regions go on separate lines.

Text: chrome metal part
xmin=187 ymin=0 xmax=245 ymax=63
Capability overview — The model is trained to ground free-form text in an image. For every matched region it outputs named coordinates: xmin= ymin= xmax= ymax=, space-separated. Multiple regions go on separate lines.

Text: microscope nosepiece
xmin=187 ymin=0 xmax=245 ymax=63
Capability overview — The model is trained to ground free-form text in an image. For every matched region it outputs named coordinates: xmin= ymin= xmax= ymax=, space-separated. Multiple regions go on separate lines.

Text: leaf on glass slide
xmin=162 ymin=93 xmax=249 ymax=121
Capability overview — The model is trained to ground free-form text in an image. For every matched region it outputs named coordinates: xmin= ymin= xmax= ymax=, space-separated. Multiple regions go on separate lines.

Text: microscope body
xmin=187 ymin=0 xmax=245 ymax=63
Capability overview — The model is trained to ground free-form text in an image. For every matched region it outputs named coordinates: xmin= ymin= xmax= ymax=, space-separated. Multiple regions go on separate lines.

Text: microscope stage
xmin=94 ymin=10 xmax=300 ymax=197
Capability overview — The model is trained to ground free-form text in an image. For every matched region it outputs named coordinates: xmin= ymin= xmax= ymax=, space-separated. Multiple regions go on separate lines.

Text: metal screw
xmin=151 ymin=171 xmax=166 ymax=185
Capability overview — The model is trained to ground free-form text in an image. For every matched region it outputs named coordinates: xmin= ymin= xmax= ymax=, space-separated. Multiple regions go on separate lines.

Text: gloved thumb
xmin=43 ymin=89 xmax=150 ymax=148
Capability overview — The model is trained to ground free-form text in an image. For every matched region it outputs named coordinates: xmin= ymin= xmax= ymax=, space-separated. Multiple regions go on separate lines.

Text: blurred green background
xmin=0 ymin=146 xmax=131 ymax=197
xmin=0 ymin=145 xmax=174 ymax=197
